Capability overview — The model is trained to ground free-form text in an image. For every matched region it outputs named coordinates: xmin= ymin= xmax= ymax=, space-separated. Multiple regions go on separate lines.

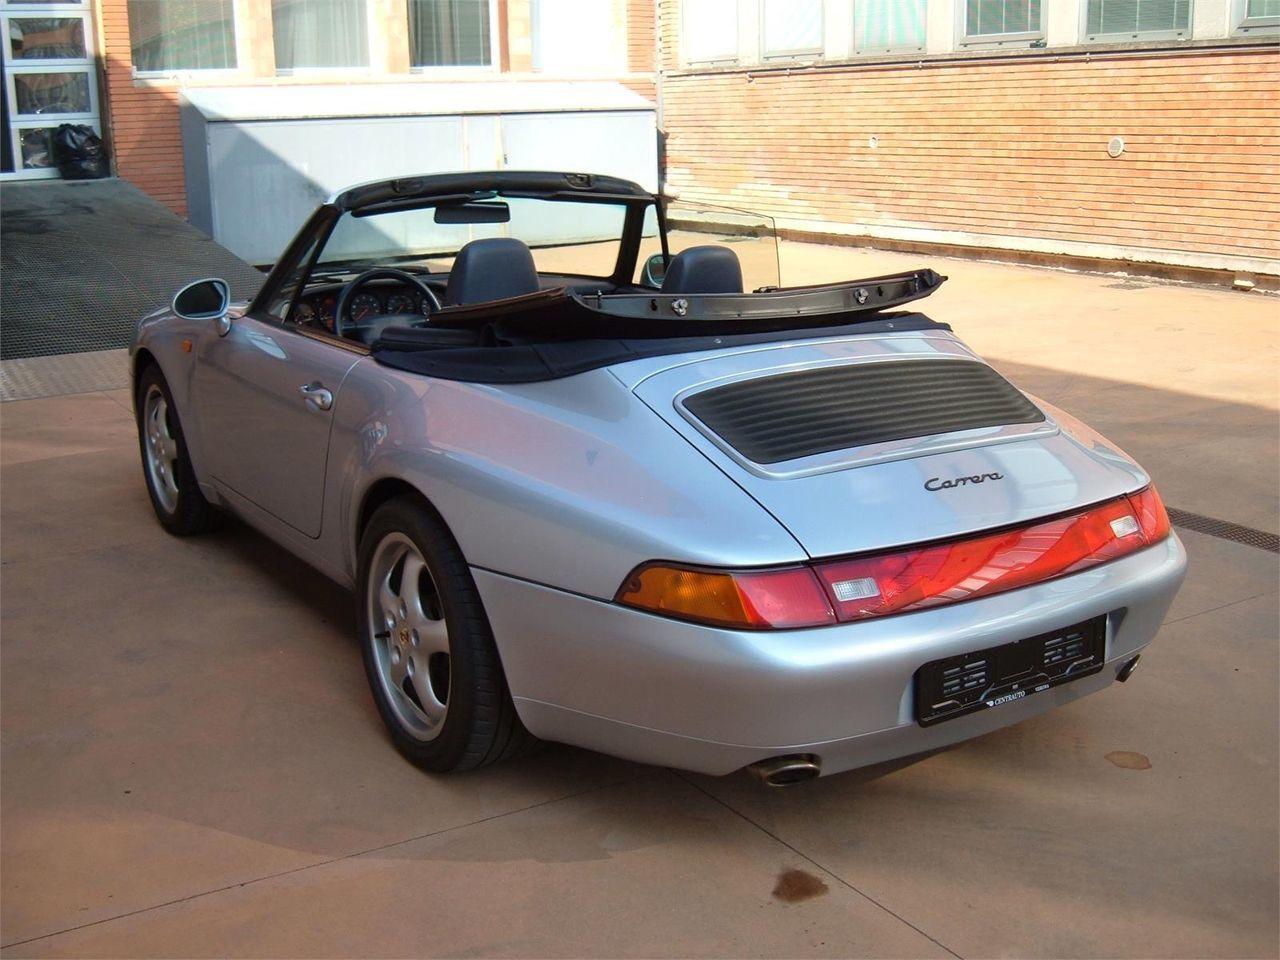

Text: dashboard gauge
xmin=292 ymin=300 xmax=316 ymax=324
xmin=317 ymin=296 xmax=338 ymax=331
xmin=420 ymin=295 xmax=435 ymax=317
xmin=385 ymin=293 xmax=416 ymax=315
xmin=348 ymin=293 xmax=381 ymax=324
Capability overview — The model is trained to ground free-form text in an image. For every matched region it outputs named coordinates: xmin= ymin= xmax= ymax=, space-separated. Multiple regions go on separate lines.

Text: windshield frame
xmin=315 ymin=191 xmax=650 ymax=283
xmin=250 ymin=190 xmax=657 ymax=323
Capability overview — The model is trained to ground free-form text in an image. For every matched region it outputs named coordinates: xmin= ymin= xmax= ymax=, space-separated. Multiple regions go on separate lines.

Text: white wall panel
xmin=184 ymin=93 xmax=657 ymax=264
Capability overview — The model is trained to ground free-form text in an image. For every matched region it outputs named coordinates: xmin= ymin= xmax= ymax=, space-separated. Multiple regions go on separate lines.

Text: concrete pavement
xmin=1 ymin=248 xmax=1277 ymax=957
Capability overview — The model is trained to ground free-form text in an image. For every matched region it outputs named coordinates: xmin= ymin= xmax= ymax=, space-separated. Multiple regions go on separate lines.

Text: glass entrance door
xmin=0 ymin=1 xmax=100 ymax=179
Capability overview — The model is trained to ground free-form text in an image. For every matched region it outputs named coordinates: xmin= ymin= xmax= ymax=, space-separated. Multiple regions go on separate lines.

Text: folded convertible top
xmin=372 ymin=312 xmax=950 ymax=383
xmin=370 ymin=268 xmax=949 ymax=383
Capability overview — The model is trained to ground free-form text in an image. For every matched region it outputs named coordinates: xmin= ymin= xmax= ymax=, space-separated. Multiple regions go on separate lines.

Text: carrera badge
xmin=925 ymin=472 xmax=1004 ymax=492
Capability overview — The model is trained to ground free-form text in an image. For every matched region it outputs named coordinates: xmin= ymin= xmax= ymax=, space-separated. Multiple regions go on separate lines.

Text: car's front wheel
xmin=357 ymin=496 xmax=534 ymax=772
xmin=136 ymin=364 xmax=216 ymax=535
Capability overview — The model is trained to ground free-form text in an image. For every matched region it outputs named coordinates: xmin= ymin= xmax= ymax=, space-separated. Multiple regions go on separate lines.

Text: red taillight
xmin=617 ymin=486 xmax=1170 ymax=629
xmin=814 ymin=488 xmax=1167 ymax=622
xmin=1127 ymin=484 xmax=1170 ymax=543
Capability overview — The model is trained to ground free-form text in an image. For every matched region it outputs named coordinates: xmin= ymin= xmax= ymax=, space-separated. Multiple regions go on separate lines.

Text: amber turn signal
xmin=615 ymin=563 xmax=836 ymax=630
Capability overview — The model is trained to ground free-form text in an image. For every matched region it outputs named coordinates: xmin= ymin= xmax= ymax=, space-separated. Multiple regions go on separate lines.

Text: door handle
xmin=299 ymin=382 xmax=333 ymax=411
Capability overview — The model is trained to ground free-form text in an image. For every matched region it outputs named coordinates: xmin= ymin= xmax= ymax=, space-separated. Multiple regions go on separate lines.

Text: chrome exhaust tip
xmin=1117 ymin=655 xmax=1141 ymax=683
xmin=748 ymin=755 xmax=821 ymax=787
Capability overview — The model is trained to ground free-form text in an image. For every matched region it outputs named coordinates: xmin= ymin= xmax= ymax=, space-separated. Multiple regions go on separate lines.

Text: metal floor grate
xmin=0 ymin=348 xmax=128 ymax=401
xmin=1168 ymin=508 xmax=1279 ymax=554
xmin=1 ymin=179 xmax=264 ymax=360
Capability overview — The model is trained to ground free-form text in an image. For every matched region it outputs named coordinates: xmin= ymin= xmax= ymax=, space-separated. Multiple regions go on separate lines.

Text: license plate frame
xmin=913 ymin=616 xmax=1107 ymax=727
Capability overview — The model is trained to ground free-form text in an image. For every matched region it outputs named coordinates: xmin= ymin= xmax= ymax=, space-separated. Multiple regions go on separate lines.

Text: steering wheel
xmin=334 ymin=268 xmax=442 ymax=342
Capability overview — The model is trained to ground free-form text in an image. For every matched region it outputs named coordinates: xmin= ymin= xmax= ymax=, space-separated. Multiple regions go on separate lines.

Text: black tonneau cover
xmin=370 ymin=269 xmax=948 ymax=384
xmin=374 ymin=313 xmax=950 ymax=384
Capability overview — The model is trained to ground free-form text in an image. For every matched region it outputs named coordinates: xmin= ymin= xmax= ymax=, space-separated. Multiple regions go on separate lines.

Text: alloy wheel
xmin=143 ymin=384 xmax=180 ymax=514
xmin=367 ymin=532 xmax=451 ymax=740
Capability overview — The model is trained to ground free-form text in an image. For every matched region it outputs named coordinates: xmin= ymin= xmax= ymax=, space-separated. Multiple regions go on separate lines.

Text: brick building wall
xmin=92 ymin=0 xmax=658 ymax=218
xmin=655 ymin=1 xmax=1280 ymax=277
xmin=96 ymin=2 xmax=186 ymax=214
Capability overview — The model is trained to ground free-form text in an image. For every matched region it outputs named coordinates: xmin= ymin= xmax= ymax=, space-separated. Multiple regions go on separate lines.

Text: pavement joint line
xmin=0 ymin=386 xmax=126 ymax=405
xmin=1162 ymin=589 xmax=1279 ymax=628
xmin=99 ymin=389 xmax=135 ymax=414
xmin=673 ymin=771 xmax=964 ymax=960
xmin=0 ymin=769 xmax=659 ymax=951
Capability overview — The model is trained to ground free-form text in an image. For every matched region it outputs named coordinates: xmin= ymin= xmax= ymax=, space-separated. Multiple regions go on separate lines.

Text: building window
xmin=409 ymin=0 xmax=491 ymax=67
xmin=761 ymin=0 xmax=822 ymax=58
xmin=854 ymin=0 xmax=926 ymax=53
xmin=531 ymin=0 xmax=620 ymax=73
xmin=272 ymin=0 xmax=369 ymax=70
xmin=1086 ymin=0 xmax=1190 ymax=40
xmin=127 ymin=0 xmax=236 ymax=72
xmin=1237 ymin=0 xmax=1280 ymax=31
xmin=962 ymin=0 xmax=1042 ymax=44
xmin=683 ymin=0 xmax=738 ymax=64
xmin=8 ymin=17 xmax=87 ymax=61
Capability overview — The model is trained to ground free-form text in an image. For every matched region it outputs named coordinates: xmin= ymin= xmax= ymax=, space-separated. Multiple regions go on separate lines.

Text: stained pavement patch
xmin=1106 ymin=751 xmax=1152 ymax=770
xmin=772 ymin=868 xmax=829 ymax=903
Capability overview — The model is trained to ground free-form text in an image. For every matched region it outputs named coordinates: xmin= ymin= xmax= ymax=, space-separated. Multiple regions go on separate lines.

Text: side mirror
xmin=642 ymin=253 xmax=668 ymax=288
xmin=173 ymin=278 xmax=231 ymax=334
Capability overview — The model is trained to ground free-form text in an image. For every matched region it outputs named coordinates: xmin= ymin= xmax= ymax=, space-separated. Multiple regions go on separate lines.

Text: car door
xmin=193 ymin=313 xmax=362 ymax=538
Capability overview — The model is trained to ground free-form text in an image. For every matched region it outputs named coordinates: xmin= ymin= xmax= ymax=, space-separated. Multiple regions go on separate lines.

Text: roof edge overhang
xmin=331 ymin=170 xmax=654 ymax=211
xmin=179 ymin=81 xmax=654 ymax=123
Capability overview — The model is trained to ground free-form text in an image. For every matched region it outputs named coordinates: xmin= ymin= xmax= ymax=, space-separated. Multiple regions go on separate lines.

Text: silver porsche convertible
xmin=132 ymin=171 xmax=1186 ymax=784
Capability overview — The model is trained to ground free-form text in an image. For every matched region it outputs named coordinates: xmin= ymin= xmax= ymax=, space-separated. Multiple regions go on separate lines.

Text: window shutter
xmin=855 ymin=0 xmax=926 ymax=52
xmin=1086 ymin=0 xmax=1191 ymax=35
xmin=966 ymin=0 xmax=1042 ymax=36
xmin=761 ymin=0 xmax=823 ymax=56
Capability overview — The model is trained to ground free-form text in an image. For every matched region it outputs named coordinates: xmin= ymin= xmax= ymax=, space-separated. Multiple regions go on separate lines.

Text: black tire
xmin=357 ymin=496 xmax=536 ymax=772
xmin=135 ymin=363 xmax=217 ymax=536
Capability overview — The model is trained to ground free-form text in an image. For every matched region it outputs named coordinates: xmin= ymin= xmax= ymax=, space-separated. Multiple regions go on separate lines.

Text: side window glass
xmin=656 ymin=200 xmax=780 ymax=291
xmin=264 ymin=233 xmax=325 ymax=322
xmin=634 ymin=205 xmax=663 ymax=286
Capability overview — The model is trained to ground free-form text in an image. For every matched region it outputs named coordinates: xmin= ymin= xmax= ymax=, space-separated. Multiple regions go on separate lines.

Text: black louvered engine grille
xmin=682 ymin=359 xmax=1045 ymax=465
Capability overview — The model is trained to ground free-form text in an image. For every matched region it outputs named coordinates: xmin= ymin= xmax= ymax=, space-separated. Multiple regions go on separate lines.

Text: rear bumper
xmin=475 ymin=534 xmax=1187 ymax=777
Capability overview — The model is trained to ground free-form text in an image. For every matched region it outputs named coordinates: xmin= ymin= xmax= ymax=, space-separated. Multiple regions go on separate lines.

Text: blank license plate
xmin=913 ymin=616 xmax=1107 ymax=727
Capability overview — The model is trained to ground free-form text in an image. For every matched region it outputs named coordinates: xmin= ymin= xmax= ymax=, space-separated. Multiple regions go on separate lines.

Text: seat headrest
xmin=660 ymin=245 xmax=744 ymax=295
xmin=445 ymin=237 xmax=541 ymax=307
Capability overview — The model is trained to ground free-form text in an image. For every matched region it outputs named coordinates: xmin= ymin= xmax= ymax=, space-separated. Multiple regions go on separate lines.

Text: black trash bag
xmin=52 ymin=124 xmax=109 ymax=180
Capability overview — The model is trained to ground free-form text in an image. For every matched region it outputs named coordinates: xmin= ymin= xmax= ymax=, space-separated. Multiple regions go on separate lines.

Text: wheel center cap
xmin=398 ymin=627 xmax=411 ymax=646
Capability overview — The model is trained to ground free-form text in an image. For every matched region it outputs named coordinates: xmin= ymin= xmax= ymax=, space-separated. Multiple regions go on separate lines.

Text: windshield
xmin=318 ymin=195 xmax=631 ymax=280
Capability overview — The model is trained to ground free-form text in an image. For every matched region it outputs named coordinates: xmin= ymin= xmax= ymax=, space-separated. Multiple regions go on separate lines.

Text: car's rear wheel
xmin=358 ymin=496 xmax=535 ymax=772
xmin=136 ymin=364 xmax=216 ymax=535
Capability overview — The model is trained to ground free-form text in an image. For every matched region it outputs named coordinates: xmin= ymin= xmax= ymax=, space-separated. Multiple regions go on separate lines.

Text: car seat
xmin=445 ymin=238 xmax=541 ymax=306
xmin=660 ymin=245 xmax=744 ymax=295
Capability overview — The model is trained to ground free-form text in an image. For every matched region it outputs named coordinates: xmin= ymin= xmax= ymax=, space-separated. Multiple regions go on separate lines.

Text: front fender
xmin=131 ymin=303 xmax=249 ymax=487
